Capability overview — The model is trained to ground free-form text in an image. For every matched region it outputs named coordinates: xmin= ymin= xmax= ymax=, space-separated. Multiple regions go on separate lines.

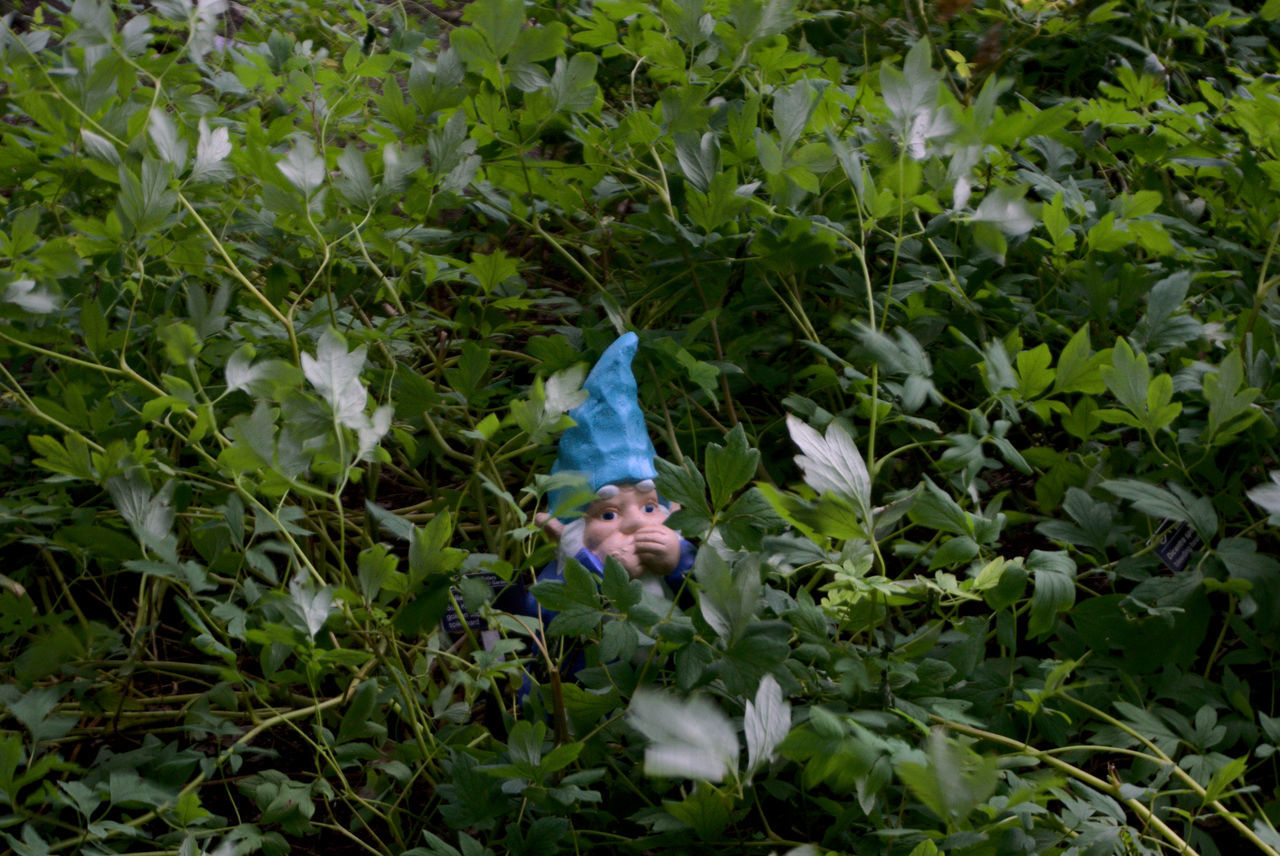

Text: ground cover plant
xmin=2 ymin=0 xmax=1280 ymax=853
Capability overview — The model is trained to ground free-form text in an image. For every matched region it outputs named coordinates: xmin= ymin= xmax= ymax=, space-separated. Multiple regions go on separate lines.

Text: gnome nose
xmin=619 ymin=507 xmax=644 ymax=533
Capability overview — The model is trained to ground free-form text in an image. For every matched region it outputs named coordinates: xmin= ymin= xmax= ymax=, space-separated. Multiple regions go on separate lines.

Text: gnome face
xmin=581 ymin=482 xmax=682 ymax=580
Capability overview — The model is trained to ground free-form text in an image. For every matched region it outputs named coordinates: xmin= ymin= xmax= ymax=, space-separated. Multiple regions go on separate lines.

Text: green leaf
xmin=446 ymin=340 xmax=492 ymax=400
xmin=1053 ymin=326 xmax=1107 ymax=395
xmin=1203 ymin=755 xmax=1248 ymax=804
xmin=1014 ymin=343 xmax=1054 ymax=399
xmin=1201 ymin=350 xmax=1261 ymax=445
xmin=0 ymin=686 xmax=76 ymax=744
xmin=655 ymin=456 xmax=711 ymax=520
xmin=729 ymin=0 xmax=796 ymax=42
xmin=1137 ymin=271 xmax=1202 ymax=354
xmin=881 ymin=38 xmax=943 ymax=160
xmin=972 ymin=557 xmax=1010 ymax=591
xmin=158 ymin=320 xmax=201 ymax=365
xmin=543 ymin=363 xmax=588 ymax=414
xmin=601 ymin=558 xmax=640 ymax=611
xmin=116 ymin=158 xmax=177 ymax=236
xmin=665 ymin=0 xmax=713 ymax=48
xmin=599 ymin=617 xmax=639 ymax=662
xmin=1102 ymin=479 xmax=1218 ymax=542
xmin=337 ymin=680 xmax=385 ymax=742
xmin=462 ymin=0 xmax=525 ymax=59
xmin=693 ymin=548 xmax=759 ymax=644
xmin=929 ymin=536 xmax=979 ymax=569
xmin=1101 ymin=337 xmax=1181 ymax=433
xmin=973 ymin=186 xmax=1035 ymax=237
xmin=896 ymin=729 xmax=999 ymax=822
xmin=674 ymin=131 xmax=719 ymax=193
xmin=705 ymin=424 xmax=759 ymax=511
xmin=1042 ymin=191 xmax=1075 ymax=252
xmin=547 ymin=53 xmax=598 ymax=114
xmin=1145 ymin=373 xmax=1180 ymax=430
xmin=357 ymin=544 xmax=397 ymax=603
xmin=81 ymin=128 xmax=121 ymax=165
xmin=540 ymin=741 xmax=583 ymax=774
xmin=753 ymin=127 xmax=783 ymax=175
xmin=510 ymin=22 xmax=566 ymax=67
xmin=1026 ymin=550 xmax=1076 ymax=639
xmin=773 ymin=81 xmax=819 ymax=152
xmin=408 ymin=50 xmax=466 ymax=116
xmin=662 ymin=784 xmax=731 ymax=840
xmin=409 ymin=511 xmax=463 ymax=586
xmin=79 ymin=296 xmax=108 ymax=353
xmin=505 ymin=817 xmax=568 ymax=856
xmin=466 ymin=249 xmax=521 ymax=295
xmin=1247 ymin=472 xmax=1280 ymax=525
xmin=908 ymin=479 xmax=973 ymax=537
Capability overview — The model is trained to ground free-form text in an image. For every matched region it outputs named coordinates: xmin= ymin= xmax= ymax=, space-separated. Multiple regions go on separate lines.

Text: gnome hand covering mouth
xmin=580 ymin=480 xmax=683 ymax=580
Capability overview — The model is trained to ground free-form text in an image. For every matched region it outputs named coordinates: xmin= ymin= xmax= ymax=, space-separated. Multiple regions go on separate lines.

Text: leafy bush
xmin=2 ymin=0 xmax=1280 ymax=854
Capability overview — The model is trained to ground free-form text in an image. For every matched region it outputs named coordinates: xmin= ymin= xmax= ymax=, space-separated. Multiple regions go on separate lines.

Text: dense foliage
xmin=3 ymin=0 xmax=1280 ymax=853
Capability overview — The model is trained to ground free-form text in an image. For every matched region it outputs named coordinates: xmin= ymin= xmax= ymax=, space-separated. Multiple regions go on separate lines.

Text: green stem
xmin=1059 ymin=695 xmax=1280 ymax=856
xmin=178 ymin=196 xmax=300 ymax=362
xmin=1239 ymin=218 xmax=1280 ymax=358
xmin=934 ymin=717 xmax=1200 ymax=856
xmin=49 ymin=685 xmax=361 ymax=852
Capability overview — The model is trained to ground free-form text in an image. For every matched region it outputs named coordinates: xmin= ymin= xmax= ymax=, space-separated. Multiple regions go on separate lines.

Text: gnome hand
xmin=535 ymin=513 xmax=565 ymax=542
xmin=632 ymin=525 xmax=682 ymax=578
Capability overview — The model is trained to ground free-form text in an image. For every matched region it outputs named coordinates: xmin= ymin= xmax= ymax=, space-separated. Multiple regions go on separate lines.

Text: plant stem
xmin=1059 ymin=695 xmax=1280 ymax=856
xmin=934 ymin=716 xmax=1200 ymax=856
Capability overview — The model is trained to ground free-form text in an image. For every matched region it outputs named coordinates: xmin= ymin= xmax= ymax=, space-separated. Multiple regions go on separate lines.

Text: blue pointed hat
xmin=548 ymin=333 xmax=657 ymax=516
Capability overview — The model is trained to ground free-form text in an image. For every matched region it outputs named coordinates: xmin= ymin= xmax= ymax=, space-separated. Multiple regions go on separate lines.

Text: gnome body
xmin=520 ymin=333 xmax=694 ymax=616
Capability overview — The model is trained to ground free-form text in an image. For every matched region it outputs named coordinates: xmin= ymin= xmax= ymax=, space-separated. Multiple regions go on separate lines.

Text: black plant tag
xmin=1153 ymin=521 xmax=1203 ymax=573
xmin=441 ymin=571 xmax=523 ymax=637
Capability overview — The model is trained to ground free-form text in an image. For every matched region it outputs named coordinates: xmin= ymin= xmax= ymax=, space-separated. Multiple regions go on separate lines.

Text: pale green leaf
xmin=278 ymin=136 xmax=326 ymax=195
xmin=629 ymin=689 xmax=739 ymax=782
xmin=3 ymin=279 xmax=58 ymax=314
xmin=148 ymin=108 xmax=188 ymax=171
xmin=744 ymin=674 xmax=790 ymax=780
xmin=289 ymin=574 xmax=334 ymax=637
xmin=190 ymin=118 xmax=232 ymax=183
xmin=786 ymin=414 xmax=870 ymax=510
xmin=301 ymin=328 xmax=369 ymax=429
xmin=335 ymin=146 xmax=374 ymax=208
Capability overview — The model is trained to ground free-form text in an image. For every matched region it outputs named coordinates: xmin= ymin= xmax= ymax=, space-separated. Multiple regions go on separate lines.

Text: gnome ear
xmin=535 ymin=513 xmax=565 ymax=542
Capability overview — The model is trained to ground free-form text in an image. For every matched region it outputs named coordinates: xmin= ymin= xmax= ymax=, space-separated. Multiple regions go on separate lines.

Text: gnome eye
xmin=601 ymin=511 xmax=618 ymax=521
xmin=643 ymin=503 xmax=657 ymax=513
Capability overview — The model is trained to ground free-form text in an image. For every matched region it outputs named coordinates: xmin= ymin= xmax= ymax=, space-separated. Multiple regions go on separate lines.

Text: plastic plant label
xmin=1154 ymin=521 xmax=1203 ymax=573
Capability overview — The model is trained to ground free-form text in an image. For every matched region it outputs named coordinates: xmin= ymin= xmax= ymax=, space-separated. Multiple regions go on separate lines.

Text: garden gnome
xmin=523 ymin=333 xmax=694 ymax=613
